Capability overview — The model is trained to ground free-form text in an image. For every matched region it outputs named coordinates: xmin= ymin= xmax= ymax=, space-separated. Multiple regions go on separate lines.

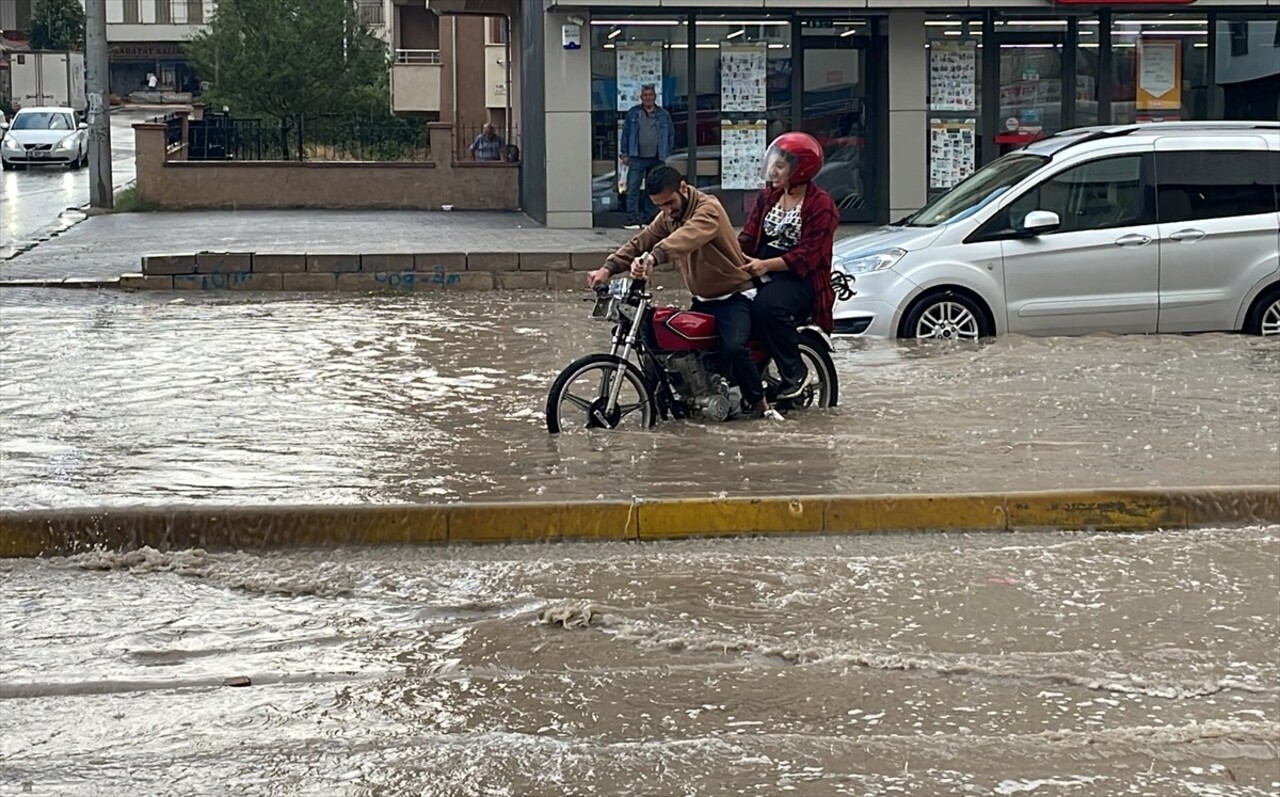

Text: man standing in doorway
xmin=620 ymin=84 xmax=674 ymax=230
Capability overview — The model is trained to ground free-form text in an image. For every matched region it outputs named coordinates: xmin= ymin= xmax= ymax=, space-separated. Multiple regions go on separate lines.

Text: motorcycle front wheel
xmin=546 ymin=353 xmax=656 ymax=434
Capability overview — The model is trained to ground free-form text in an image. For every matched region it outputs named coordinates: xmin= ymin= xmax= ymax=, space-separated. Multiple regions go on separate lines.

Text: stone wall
xmin=123 ymin=250 xmax=687 ymax=293
xmin=132 ymin=120 xmax=520 ymax=211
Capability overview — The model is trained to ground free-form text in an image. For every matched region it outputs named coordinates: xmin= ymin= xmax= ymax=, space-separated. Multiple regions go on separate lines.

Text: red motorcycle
xmin=546 ymin=276 xmax=839 ymax=433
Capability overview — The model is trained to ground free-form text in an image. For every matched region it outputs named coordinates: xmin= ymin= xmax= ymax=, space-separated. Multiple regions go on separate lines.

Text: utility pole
xmin=85 ymin=0 xmax=113 ymax=210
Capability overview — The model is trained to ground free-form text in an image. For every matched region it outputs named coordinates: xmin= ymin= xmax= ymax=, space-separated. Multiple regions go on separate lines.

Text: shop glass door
xmin=994 ymin=31 xmax=1068 ymax=155
xmin=799 ymin=22 xmax=882 ymax=222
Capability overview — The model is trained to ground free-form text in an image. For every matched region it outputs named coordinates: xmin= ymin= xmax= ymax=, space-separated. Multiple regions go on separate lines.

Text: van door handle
xmin=1169 ymin=229 xmax=1206 ymax=243
xmin=1114 ymin=234 xmax=1152 ymax=247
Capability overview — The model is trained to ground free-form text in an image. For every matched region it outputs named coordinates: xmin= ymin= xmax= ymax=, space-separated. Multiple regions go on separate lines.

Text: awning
xmin=425 ymin=0 xmax=516 ymax=16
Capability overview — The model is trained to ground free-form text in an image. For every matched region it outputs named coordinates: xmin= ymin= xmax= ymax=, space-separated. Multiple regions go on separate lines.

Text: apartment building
xmin=390 ymin=0 xmax=517 ymax=144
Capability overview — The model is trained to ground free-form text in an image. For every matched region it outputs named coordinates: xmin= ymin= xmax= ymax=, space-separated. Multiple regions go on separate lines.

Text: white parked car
xmin=0 ymin=107 xmax=88 ymax=170
xmin=832 ymin=121 xmax=1280 ymax=339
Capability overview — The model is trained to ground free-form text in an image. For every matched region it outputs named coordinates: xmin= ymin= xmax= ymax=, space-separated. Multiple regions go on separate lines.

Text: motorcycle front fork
xmin=600 ymin=298 xmax=649 ymax=418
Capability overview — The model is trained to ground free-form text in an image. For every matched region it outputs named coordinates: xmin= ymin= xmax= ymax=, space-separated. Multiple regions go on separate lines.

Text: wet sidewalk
xmin=0 ymin=210 xmax=633 ymax=282
xmin=0 ymin=209 xmax=878 ymax=283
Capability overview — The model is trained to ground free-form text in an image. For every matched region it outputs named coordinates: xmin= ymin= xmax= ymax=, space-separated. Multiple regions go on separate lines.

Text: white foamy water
xmin=2 ymin=527 xmax=1277 ymax=795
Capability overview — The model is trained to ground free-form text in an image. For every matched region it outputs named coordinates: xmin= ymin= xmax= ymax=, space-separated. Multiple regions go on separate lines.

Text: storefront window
xmin=1110 ymin=14 xmax=1210 ymax=124
xmin=1215 ymin=14 xmax=1280 ymax=121
xmin=797 ymin=19 xmax=878 ymax=220
xmin=690 ymin=16 xmax=792 ymax=222
xmin=590 ymin=17 xmax=691 ymax=225
xmin=926 ymin=15 xmax=982 ymax=201
xmin=1076 ymin=18 xmax=1102 ymax=126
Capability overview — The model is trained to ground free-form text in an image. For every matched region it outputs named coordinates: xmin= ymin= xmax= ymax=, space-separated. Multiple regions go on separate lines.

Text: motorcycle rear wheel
xmin=768 ymin=334 xmax=839 ymax=410
xmin=546 ymin=353 xmax=656 ymax=434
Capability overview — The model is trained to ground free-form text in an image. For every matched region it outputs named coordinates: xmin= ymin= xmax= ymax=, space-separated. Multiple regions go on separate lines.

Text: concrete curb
xmin=2 ymin=487 xmax=1277 ymax=558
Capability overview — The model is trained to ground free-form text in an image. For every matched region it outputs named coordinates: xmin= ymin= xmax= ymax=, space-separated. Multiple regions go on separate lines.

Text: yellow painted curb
xmin=0 ymin=487 xmax=1276 ymax=558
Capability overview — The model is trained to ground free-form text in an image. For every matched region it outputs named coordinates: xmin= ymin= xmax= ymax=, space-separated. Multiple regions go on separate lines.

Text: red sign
xmin=1057 ymin=0 xmax=1194 ymax=4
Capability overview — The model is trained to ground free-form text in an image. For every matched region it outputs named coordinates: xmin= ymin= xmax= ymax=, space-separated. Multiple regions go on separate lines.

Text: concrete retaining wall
xmin=133 ymin=120 xmax=520 ymax=212
xmin=125 ymin=250 xmax=687 ymax=292
xmin=2 ymin=487 xmax=1276 ymax=557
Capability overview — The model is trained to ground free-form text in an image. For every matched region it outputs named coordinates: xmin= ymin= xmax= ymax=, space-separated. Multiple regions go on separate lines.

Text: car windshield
xmin=901 ymin=153 xmax=1049 ymax=227
xmin=12 ymin=112 xmax=75 ymax=131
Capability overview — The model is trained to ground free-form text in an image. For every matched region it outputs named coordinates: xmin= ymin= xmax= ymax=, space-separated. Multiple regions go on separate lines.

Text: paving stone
xmin=281 ymin=273 xmax=338 ymax=291
xmin=253 ymin=254 xmax=307 ymax=274
xmin=142 ymin=254 xmax=196 ymax=275
xmin=307 ymin=254 xmax=361 ymax=273
xmin=195 ymin=252 xmax=252 ymax=273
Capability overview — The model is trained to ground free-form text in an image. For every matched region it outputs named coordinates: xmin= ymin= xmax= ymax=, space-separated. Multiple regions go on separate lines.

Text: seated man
xmin=586 ymin=165 xmax=779 ymax=420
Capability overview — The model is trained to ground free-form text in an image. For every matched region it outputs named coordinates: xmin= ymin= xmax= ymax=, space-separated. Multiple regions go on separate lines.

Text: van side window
xmin=1154 ymin=151 xmax=1279 ymax=223
xmin=978 ymin=155 xmax=1151 ymax=239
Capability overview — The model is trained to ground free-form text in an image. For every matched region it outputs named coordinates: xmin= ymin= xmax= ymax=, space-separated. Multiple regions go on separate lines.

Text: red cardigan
xmin=738 ymin=184 xmax=839 ymax=333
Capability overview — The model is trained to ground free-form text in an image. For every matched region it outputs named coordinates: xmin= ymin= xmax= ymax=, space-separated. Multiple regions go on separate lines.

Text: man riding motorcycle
xmin=586 ymin=165 xmax=781 ymax=420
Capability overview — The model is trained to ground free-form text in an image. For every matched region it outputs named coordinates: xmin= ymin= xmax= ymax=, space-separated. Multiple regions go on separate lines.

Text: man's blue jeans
xmin=625 ymin=157 xmax=661 ymax=224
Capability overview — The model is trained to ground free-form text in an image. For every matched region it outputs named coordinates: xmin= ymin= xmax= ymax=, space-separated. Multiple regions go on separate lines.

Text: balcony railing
xmin=357 ymin=1 xmax=384 ymax=27
xmin=391 ymin=50 xmax=443 ymax=113
xmin=395 ymin=49 xmax=442 ymax=65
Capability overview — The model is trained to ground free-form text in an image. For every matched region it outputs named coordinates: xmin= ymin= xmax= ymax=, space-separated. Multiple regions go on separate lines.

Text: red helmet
xmin=764 ymin=132 xmax=824 ymax=187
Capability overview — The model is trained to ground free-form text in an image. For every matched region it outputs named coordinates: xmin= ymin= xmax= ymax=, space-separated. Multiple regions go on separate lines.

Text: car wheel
xmin=1244 ymin=287 xmax=1280 ymax=337
xmin=900 ymin=291 xmax=991 ymax=341
xmin=0 ymin=160 xmax=10 ymax=171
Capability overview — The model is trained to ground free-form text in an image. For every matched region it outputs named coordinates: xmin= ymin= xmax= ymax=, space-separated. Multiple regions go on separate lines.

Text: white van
xmin=831 ymin=122 xmax=1280 ymax=339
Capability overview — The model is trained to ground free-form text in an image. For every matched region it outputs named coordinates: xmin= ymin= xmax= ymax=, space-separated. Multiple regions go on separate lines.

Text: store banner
xmin=720 ymin=43 xmax=768 ymax=114
xmin=929 ymin=43 xmax=977 ymax=112
xmin=616 ymin=44 xmax=664 ymax=112
xmin=1136 ymin=38 xmax=1182 ymax=111
xmin=930 ymin=120 xmax=976 ymax=190
xmin=721 ymin=122 xmax=767 ymax=191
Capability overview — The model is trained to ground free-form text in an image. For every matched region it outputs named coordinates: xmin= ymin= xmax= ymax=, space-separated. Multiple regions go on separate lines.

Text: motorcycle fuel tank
xmin=652 ymin=307 xmax=718 ymax=352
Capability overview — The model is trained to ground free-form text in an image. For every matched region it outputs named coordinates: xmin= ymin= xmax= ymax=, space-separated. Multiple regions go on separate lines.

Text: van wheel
xmin=900 ymin=291 xmax=991 ymax=340
xmin=1244 ymin=287 xmax=1280 ymax=336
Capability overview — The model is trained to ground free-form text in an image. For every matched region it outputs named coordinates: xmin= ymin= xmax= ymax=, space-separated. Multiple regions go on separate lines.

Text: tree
xmin=186 ymin=0 xmax=389 ymax=157
xmin=28 ymin=0 xmax=85 ymax=51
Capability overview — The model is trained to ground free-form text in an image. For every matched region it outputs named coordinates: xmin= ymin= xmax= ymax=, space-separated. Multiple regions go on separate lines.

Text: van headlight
xmin=835 ymin=248 xmax=907 ymax=274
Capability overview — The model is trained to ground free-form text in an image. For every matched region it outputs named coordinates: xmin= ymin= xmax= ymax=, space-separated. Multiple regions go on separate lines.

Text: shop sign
xmin=110 ymin=42 xmax=188 ymax=59
xmin=1136 ymin=38 xmax=1182 ymax=111
xmin=1057 ymin=0 xmax=1194 ymax=4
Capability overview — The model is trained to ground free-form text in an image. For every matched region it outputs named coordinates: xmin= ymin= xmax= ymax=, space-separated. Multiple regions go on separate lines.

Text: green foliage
xmin=113 ymin=185 xmax=161 ymax=213
xmin=28 ymin=0 xmax=85 ymax=51
xmin=186 ymin=0 xmax=389 ymax=130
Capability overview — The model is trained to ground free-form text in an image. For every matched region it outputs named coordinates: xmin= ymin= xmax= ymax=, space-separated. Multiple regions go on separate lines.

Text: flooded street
xmin=2 ymin=527 xmax=1277 ymax=795
xmin=2 ymin=290 xmax=1278 ymax=794
xmin=1 ymin=289 xmax=1277 ymax=508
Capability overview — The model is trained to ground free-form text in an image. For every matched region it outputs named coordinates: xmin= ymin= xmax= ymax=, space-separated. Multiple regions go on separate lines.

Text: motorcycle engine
xmin=664 ymin=353 xmax=733 ymax=422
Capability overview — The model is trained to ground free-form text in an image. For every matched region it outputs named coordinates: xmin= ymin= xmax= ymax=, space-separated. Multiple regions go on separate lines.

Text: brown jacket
xmin=605 ymin=186 xmax=754 ymax=298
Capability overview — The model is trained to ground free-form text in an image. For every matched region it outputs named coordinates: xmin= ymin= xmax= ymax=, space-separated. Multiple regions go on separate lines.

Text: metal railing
xmin=151 ymin=112 xmax=183 ymax=148
xmin=357 ymin=0 xmax=384 ymax=26
xmin=394 ymin=49 xmax=442 ymax=65
xmin=456 ymin=123 xmax=521 ymax=163
xmin=187 ymin=112 xmax=430 ymax=163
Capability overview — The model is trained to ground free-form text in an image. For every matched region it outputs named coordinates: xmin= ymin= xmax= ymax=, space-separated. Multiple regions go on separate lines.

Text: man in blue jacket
xmin=619 ymin=84 xmax=675 ymax=229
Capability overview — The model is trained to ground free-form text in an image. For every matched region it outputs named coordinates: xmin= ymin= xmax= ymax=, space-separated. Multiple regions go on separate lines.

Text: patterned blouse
xmin=760 ymin=199 xmax=804 ymax=257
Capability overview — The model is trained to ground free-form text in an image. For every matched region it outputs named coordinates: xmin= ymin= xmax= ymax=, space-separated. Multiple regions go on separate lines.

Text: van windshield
xmin=901 ymin=153 xmax=1049 ymax=227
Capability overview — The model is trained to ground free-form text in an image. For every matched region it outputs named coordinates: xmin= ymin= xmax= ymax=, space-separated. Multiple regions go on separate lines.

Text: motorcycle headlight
xmin=608 ymin=277 xmax=634 ymax=299
xmin=835 ymin=248 xmax=907 ymax=275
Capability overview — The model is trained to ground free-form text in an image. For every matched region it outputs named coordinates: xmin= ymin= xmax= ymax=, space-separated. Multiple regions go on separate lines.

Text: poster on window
xmin=929 ymin=43 xmax=977 ymax=112
xmin=1136 ymin=38 xmax=1181 ymax=111
xmin=720 ymin=44 xmax=768 ymax=113
xmin=721 ymin=121 xmax=767 ymax=190
xmin=929 ymin=119 xmax=976 ymax=190
xmin=616 ymin=45 xmax=664 ymax=111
